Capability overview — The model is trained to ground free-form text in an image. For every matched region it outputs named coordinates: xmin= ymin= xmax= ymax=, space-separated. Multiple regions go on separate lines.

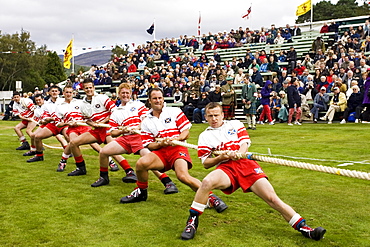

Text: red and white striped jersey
xmin=33 ymin=104 xmax=45 ymax=123
xmin=80 ymin=93 xmax=116 ymax=122
xmin=12 ymin=98 xmax=35 ymax=118
xmin=198 ymin=120 xmax=251 ymax=164
xmin=54 ymin=98 xmax=85 ymax=124
xmin=41 ymin=97 xmax=65 ymax=121
xmin=141 ymin=107 xmax=191 ymax=147
xmin=109 ymin=101 xmax=148 ymax=131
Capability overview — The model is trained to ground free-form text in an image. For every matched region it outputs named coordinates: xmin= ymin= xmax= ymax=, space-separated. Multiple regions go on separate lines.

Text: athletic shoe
xmin=257 ymin=121 xmax=264 ymax=125
xmin=251 ymin=126 xmax=256 ymax=130
xmin=16 ymin=142 xmax=30 ymax=150
xmin=328 ymin=121 xmax=332 ymax=124
xmin=355 ymin=119 xmax=359 ymax=123
xmin=68 ymin=167 xmax=86 ymax=176
xmin=109 ymin=160 xmax=119 ymax=171
xmin=91 ymin=177 xmax=109 ymax=187
xmin=269 ymin=121 xmax=275 ymax=125
xmin=23 ymin=150 xmax=36 ymax=156
xmin=340 ymin=119 xmax=346 ymax=124
xmin=208 ymin=194 xmax=228 ymax=213
xmin=299 ymin=224 xmax=326 ymax=241
xmin=120 ymin=187 xmax=147 ymax=203
xmin=247 ymin=126 xmax=252 ymax=129
xmin=319 ymin=116 xmax=326 ymax=121
xmin=56 ymin=160 xmax=66 ymax=172
xmin=164 ymin=182 xmax=179 ymax=194
xmin=313 ymin=119 xmax=317 ymax=123
xmin=181 ymin=215 xmax=199 ymax=240
xmin=27 ymin=155 xmax=44 ymax=163
xmin=294 ymin=121 xmax=302 ymax=125
xmin=288 ymin=123 xmax=293 ymax=126
xmin=122 ymin=170 xmax=137 ymax=183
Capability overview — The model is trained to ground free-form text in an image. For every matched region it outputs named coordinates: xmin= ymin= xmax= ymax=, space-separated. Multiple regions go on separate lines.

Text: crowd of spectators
xmin=7 ymin=18 xmax=370 ymax=123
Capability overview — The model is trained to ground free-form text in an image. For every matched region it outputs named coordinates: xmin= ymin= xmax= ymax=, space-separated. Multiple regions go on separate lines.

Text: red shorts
xmin=66 ymin=126 xmax=91 ymax=137
xmin=115 ymin=134 xmax=143 ymax=154
xmin=45 ymin=123 xmax=66 ymax=136
xmin=153 ymin=146 xmax=192 ymax=173
xmin=217 ymin=159 xmax=268 ymax=195
xmin=89 ymin=127 xmax=110 ymax=144
xmin=21 ymin=120 xmax=29 ymax=126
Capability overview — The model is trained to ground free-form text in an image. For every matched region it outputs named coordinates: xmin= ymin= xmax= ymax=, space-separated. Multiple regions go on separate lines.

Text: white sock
xmin=191 ymin=201 xmax=206 ymax=213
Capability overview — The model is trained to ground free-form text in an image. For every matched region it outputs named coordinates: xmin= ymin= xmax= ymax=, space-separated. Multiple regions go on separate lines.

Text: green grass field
xmin=0 ymin=120 xmax=369 ymax=247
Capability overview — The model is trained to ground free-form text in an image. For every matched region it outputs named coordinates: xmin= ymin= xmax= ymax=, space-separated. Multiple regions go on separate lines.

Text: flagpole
xmin=198 ymin=11 xmax=201 ymax=37
xmin=310 ymin=0 xmax=313 ymax=31
xmin=153 ymin=19 xmax=156 ymax=41
xmin=72 ymin=33 xmax=75 ymax=74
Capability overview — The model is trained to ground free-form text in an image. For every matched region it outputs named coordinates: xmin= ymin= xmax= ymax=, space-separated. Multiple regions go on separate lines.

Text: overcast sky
xmin=1 ymin=0 xmax=343 ymax=56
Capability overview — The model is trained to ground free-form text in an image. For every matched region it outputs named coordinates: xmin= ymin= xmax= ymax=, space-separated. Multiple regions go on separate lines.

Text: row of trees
xmin=297 ymin=0 xmax=370 ymax=23
xmin=0 ymin=29 xmax=65 ymax=92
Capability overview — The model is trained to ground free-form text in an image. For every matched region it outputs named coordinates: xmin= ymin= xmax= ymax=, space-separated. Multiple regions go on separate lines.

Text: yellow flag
xmin=63 ymin=39 xmax=73 ymax=69
xmin=296 ymin=0 xmax=311 ymax=16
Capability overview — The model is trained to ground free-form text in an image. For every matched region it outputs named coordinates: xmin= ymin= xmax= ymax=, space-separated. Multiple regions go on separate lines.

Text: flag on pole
xmin=296 ymin=0 xmax=311 ymax=16
xmin=198 ymin=12 xmax=201 ymax=36
xmin=242 ymin=6 xmax=252 ymax=19
xmin=63 ymin=39 xmax=73 ymax=69
xmin=146 ymin=23 xmax=154 ymax=35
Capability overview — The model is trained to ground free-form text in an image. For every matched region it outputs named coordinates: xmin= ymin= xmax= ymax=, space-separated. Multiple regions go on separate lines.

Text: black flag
xmin=146 ymin=23 xmax=154 ymax=35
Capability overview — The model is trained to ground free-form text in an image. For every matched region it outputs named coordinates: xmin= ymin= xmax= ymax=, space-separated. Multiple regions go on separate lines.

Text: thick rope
xmin=166 ymin=140 xmax=370 ymax=181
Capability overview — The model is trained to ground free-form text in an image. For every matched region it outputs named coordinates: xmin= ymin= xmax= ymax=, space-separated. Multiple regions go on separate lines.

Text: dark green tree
xmin=296 ymin=0 xmax=369 ymax=23
xmin=42 ymin=51 xmax=66 ymax=85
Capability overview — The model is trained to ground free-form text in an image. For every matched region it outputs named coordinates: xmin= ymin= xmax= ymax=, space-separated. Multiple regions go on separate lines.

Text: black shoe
xmin=109 ymin=160 xmax=119 ymax=171
xmin=122 ymin=170 xmax=137 ymax=183
xmin=120 ymin=187 xmax=147 ymax=203
xmin=68 ymin=167 xmax=86 ymax=176
xmin=56 ymin=161 xmax=66 ymax=172
xmin=23 ymin=150 xmax=36 ymax=156
xmin=27 ymin=155 xmax=44 ymax=163
xmin=300 ymin=225 xmax=326 ymax=241
xmin=251 ymin=126 xmax=256 ymax=130
xmin=208 ymin=194 xmax=228 ymax=213
xmin=164 ymin=182 xmax=179 ymax=194
xmin=247 ymin=126 xmax=252 ymax=129
xmin=181 ymin=215 xmax=199 ymax=240
xmin=16 ymin=142 xmax=30 ymax=150
xmin=91 ymin=177 xmax=109 ymax=187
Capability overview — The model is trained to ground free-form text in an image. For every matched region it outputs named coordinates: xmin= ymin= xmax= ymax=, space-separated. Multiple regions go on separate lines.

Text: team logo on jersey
xmin=75 ymin=106 xmax=79 ymax=110
xmin=254 ymin=168 xmax=264 ymax=174
xmin=179 ymin=152 xmax=187 ymax=157
xmin=227 ymin=128 xmax=236 ymax=135
xmin=130 ymin=107 xmax=136 ymax=112
xmin=165 ymin=118 xmax=171 ymax=123
xmin=95 ymin=104 xmax=101 ymax=108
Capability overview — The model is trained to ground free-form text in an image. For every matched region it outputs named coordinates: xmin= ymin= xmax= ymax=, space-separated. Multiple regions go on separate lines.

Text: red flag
xmin=198 ymin=12 xmax=201 ymax=36
xmin=242 ymin=6 xmax=252 ymax=19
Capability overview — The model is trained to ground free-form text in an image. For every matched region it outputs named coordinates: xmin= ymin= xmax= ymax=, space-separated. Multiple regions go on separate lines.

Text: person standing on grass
xmin=22 ymin=94 xmax=48 ymax=157
xmin=12 ymin=92 xmax=36 ymax=151
xmin=287 ymin=78 xmax=302 ymax=126
xmin=66 ymin=78 xmax=133 ymax=178
xmin=181 ymin=102 xmax=326 ymax=241
xmin=257 ymin=80 xmax=274 ymax=125
xmin=26 ymin=85 xmax=68 ymax=163
xmin=54 ymin=85 xmax=118 ymax=173
xmin=221 ymin=77 xmax=237 ymax=120
xmin=241 ymin=76 xmax=257 ymax=130
xmin=91 ymin=83 xmax=179 ymax=194
xmin=120 ymin=88 xmax=228 ymax=215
